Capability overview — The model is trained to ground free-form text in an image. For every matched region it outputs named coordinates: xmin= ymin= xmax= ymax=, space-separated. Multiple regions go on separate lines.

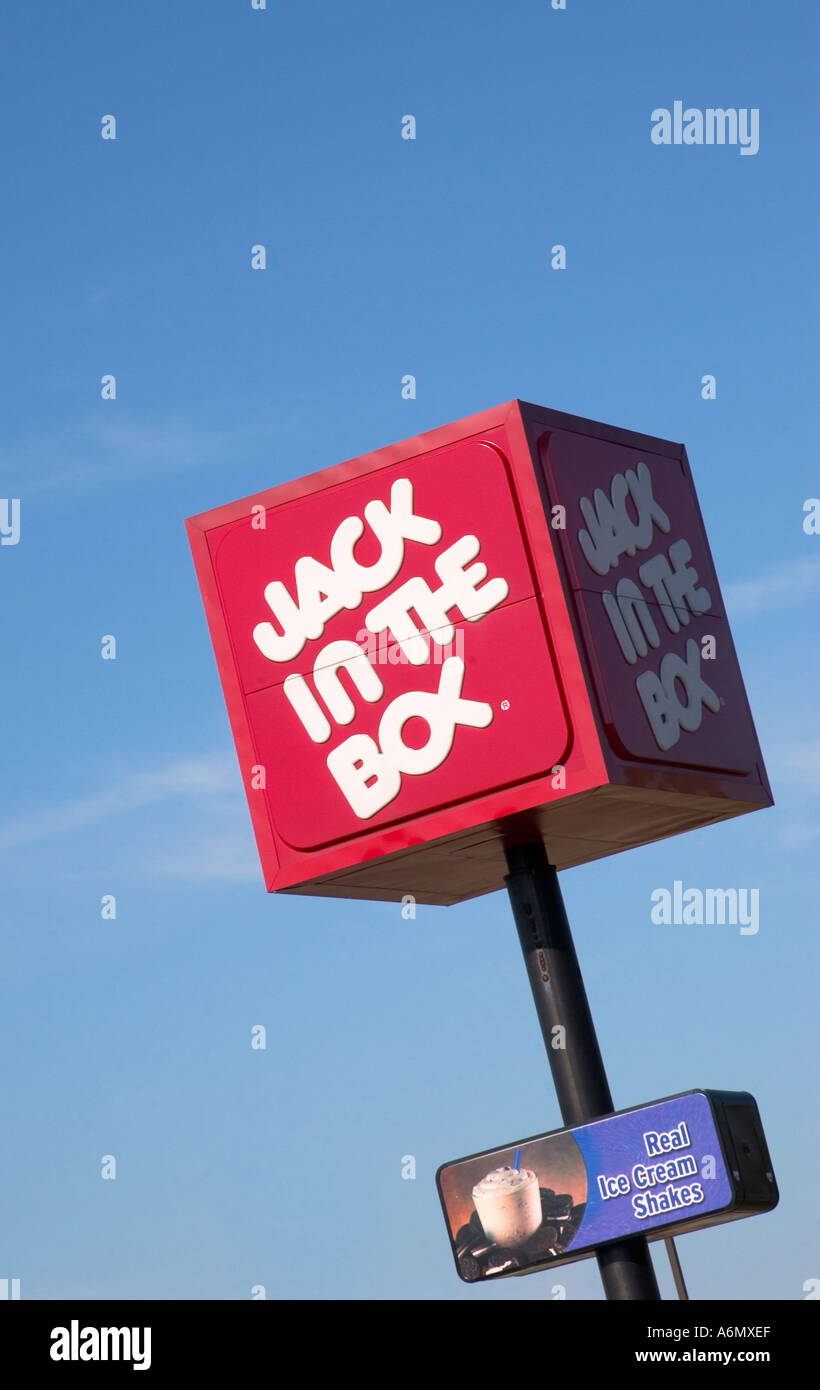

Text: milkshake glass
xmin=472 ymin=1166 xmax=542 ymax=1247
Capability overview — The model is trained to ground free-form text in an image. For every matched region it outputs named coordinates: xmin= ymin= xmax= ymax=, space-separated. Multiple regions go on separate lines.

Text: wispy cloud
xmin=766 ymin=738 xmax=820 ymax=849
xmin=723 ymin=554 xmax=820 ymax=617
xmin=776 ymin=819 xmax=820 ymax=850
xmin=3 ymin=415 xmax=205 ymax=494
xmin=0 ymin=752 xmax=240 ymax=851
xmin=143 ymin=831 xmax=260 ymax=883
xmin=2 ymin=408 xmax=296 ymax=496
xmin=769 ymin=740 xmax=820 ymax=788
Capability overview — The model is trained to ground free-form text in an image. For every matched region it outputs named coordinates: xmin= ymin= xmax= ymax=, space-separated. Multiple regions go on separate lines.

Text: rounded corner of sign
xmin=433 ymin=1160 xmax=449 ymax=1191
xmin=466 ymin=437 xmax=521 ymax=489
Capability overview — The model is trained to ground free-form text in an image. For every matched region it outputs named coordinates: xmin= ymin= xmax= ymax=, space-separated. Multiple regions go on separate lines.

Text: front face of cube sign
xmin=193 ymin=434 xmax=573 ymax=888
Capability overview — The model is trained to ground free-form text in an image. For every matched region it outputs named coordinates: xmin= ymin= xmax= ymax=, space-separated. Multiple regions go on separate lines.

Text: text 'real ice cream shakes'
xmin=472 ymin=1166 xmax=542 ymax=1247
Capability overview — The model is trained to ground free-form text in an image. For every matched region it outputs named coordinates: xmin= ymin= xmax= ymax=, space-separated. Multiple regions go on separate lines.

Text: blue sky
xmin=1 ymin=0 xmax=818 ymax=1300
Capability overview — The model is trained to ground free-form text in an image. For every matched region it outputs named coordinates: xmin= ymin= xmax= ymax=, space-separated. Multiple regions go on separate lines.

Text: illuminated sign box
xmin=186 ymin=401 xmax=772 ymax=903
xmin=436 ymin=1090 xmax=778 ymax=1282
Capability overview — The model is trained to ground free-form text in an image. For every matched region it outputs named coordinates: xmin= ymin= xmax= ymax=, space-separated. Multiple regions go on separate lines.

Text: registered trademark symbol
xmin=500 ymin=699 xmax=510 ymax=711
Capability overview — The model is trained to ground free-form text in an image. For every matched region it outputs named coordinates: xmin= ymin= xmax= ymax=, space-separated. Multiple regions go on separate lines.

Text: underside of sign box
xmin=278 ymin=784 xmax=769 ymax=906
xmin=187 ymin=399 xmax=773 ymax=906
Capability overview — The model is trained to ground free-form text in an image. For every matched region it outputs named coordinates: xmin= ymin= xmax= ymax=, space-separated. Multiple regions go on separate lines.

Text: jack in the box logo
xmin=252 ymin=477 xmax=509 ymax=819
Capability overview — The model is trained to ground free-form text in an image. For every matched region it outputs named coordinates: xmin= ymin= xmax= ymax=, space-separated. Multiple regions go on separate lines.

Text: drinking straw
xmin=513 ymin=1148 xmax=522 ymax=1170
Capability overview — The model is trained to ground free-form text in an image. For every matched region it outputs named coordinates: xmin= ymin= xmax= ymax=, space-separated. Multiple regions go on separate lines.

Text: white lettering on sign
xmin=577 ymin=462 xmax=720 ymax=752
xmin=253 ymin=481 xmax=509 ymax=818
xmin=326 ymin=657 xmax=492 ymax=818
xmin=365 ymin=534 xmax=509 ymax=665
xmin=283 ymin=640 xmax=385 ymax=745
xmin=252 ymin=479 xmax=442 ymax=663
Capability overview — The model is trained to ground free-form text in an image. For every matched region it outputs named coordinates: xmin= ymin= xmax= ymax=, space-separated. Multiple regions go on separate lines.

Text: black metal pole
xmin=504 ymin=841 xmax=661 ymax=1301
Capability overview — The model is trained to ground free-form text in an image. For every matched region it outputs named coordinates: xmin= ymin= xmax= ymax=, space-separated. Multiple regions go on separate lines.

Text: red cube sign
xmin=186 ymin=401 xmax=771 ymax=904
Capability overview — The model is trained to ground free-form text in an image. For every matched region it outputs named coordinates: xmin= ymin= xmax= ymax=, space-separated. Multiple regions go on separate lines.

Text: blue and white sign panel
xmin=437 ymin=1090 xmax=777 ymax=1282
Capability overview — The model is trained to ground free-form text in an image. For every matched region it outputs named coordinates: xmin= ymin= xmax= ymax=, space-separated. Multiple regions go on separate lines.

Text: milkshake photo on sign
xmin=438 ymin=1131 xmax=588 ymax=1282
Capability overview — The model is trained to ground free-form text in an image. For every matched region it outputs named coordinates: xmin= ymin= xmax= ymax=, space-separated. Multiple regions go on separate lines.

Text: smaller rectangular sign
xmin=436 ymin=1090 xmax=777 ymax=1282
